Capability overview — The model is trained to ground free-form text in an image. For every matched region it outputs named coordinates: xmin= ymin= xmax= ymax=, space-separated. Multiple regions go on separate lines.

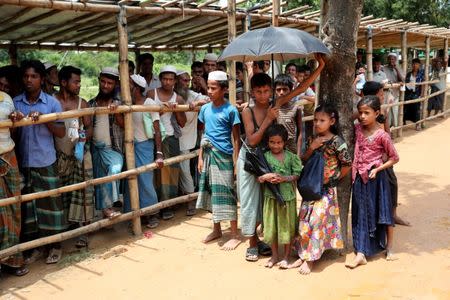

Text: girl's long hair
xmin=314 ymin=103 xmax=341 ymax=136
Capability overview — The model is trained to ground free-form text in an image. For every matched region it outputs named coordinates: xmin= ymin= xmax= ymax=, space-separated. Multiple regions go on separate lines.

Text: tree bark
xmin=319 ymin=0 xmax=363 ymax=249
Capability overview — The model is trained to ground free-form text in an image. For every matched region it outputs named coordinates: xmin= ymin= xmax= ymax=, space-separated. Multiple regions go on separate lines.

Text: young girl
xmin=289 ymin=105 xmax=352 ymax=275
xmin=346 ymin=95 xmax=399 ymax=269
xmin=258 ymin=124 xmax=302 ymax=269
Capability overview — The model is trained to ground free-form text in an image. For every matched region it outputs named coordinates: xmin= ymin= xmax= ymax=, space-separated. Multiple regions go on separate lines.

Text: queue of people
xmin=0 ymin=51 xmax=412 ymax=278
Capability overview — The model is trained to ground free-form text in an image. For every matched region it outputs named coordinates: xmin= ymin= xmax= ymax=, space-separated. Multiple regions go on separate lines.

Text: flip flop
xmin=46 ymin=248 xmax=62 ymax=264
xmin=186 ymin=208 xmax=196 ymax=216
xmin=146 ymin=215 xmax=160 ymax=229
xmin=75 ymin=235 xmax=88 ymax=248
xmin=162 ymin=210 xmax=174 ymax=220
xmin=24 ymin=249 xmax=42 ymax=264
xmin=245 ymin=247 xmax=259 ymax=262
xmin=1 ymin=265 xmax=29 ymax=277
xmin=257 ymin=241 xmax=272 ymax=256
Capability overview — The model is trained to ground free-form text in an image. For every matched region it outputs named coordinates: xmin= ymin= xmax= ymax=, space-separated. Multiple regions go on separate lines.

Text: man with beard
xmin=43 ymin=62 xmax=59 ymax=95
xmin=88 ymin=67 xmax=124 ymax=220
xmin=11 ymin=60 xmax=67 ymax=264
xmin=147 ymin=65 xmax=186 ymax=220
xmin=138 ymin=53 xmax=161 ymax=94
xmin=54 ymin=66 xmax=94 ymax=248
xmin=175 ymin=70 xmax=209 ymax=216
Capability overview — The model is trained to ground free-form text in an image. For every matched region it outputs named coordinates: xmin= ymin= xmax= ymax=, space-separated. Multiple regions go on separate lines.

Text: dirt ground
xmin=1 ymin=118 xmax=450 ymax=300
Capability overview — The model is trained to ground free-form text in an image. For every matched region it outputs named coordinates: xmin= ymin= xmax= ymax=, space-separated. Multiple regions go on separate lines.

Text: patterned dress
xmin=296 ymin=135 xmax=352 ymax=262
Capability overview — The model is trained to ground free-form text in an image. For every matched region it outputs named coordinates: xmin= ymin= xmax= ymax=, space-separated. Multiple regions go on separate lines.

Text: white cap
xmin=130 ymin=74 xmax=146 ymax=89
xmin=159 ymin=65 xmax=177 ymax=76
xmin=208 ymin=70 xmax=227 ymax=81
xmin=176 ymin=70 xmax=189 ymax=76
xmin=204 ymin=53 xmax=218 ymax=61
xmin=100 ymin=67 xmax=119 ymax=78
xmin=43 ymin=62 xmax=56 ymax=70
xmin=387 ymin=52 xmax=398 ymax=58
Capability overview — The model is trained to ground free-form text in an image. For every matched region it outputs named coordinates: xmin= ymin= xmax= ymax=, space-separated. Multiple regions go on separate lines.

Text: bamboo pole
xmin=0 ymin=104 xmax=199 ymax=129
xmin=272 ymin=0 xmax=280 ymax=27
xmin=391 ymin=107 xmax=450 ymax=132
xmin=422 ymin=36 xmax=431 ymax=125
xmin=8 ymin=44 xmax=18 ymax=65
xmin=444 ymin=38 xmax=449 ymax=112
xmin=117 ymin=5 xmax=141 ymax=235
xmin=366 ymin=26 xmax=374 ymax=80
xmin=242 ymin=15 xmax=250 ymax=104
xmin=134 ymin=49 xmax=141 ymax=75
xmin=0 ymin=150 xmax=199 ymax=207
xmin=399 ymin=31 xmax=407 ymax=137
xmin=0 ymin=193 xmax=199 ymax=259
xmin=227 ymin=0 xmax=237 ymax=106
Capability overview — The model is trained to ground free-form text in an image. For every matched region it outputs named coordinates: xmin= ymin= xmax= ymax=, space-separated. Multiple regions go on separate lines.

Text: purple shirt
xmin=13 ymin=91 xmax=63 ymax=168
xmin=352 ymin=124 xmax=399 ymax=184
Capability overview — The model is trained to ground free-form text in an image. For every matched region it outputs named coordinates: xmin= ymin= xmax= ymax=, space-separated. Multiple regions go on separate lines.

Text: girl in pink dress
xmin=346 ymin=95 xmax=399 ymax=269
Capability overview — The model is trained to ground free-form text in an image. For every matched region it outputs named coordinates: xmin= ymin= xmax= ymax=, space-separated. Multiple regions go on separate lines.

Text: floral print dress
xmin=295 ymin=135 xmax=352 ymax=262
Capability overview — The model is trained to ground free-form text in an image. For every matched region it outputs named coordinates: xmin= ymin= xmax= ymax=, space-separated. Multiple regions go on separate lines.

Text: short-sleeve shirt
xmin=263 ymin=150 xmax=303 ymax=201
xmin=198 ymin=101 xmax=240 ymax=155
xmin=180 ymin=90 xmax=208 ymax=151
xmin=133 ymin=98 xmax=160 ymax=142
xmin=0 ymin=92 xmax=15 ymax=154
xmin=14 ymin=91 xmax=63 ymax=168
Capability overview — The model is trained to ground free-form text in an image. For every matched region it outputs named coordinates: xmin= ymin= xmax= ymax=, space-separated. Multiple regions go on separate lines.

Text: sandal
xmin=186 ymin=208 xmax=196 ymax=216
xmin=257 ymin=241 xmax=272 ymax=256
xmin=24 ymin=249 xmax=43 ymax=264
xmin=46 ymin=248 xmax=62 ymax=264
xmin=146 ymin=215 xmax=160 ymax=229
xmin=162 ymin=210 xmax=174 ymax=220
xmin=75 ymin=235 xmax=88 ymax=248
xmin=1 ymin=265 xmax=29 ymax=277
xmin=245 ymin=247 xmax=259 ymax=262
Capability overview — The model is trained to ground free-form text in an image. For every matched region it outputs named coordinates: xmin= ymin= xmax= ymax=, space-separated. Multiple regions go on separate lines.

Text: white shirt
xmin=154 ymin=89 xmax=177 ymax=137
xmin=179 ymin=90 xmax=208 ymax=151
xmin=133 ymin=98 xmax=160 ymax=142
xmin=144 ymin=76 xmax=161 ymax=95
xmin=0 ymin=92 xmax=15 ymax=154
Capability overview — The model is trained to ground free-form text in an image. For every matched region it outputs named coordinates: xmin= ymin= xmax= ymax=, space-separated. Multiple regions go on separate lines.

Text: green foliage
xmin=363 ymin=0 xmax=450 ymax=27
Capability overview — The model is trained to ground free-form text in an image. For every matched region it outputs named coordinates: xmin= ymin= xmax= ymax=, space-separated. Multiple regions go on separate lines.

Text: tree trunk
xmin=319 ymin=0 xmax=363 ymax=250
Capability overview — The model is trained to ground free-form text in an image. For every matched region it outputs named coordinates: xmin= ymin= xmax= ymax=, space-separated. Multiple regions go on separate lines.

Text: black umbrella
xmin=218 ymin=26 xmax=330 ymax=62
xmin=242 ymin=141 xmax=285 ymax=206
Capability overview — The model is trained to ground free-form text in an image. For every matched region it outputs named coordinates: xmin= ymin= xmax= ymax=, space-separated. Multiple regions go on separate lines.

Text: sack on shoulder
xmin=297 ymin=150 xmax=325 ymax=201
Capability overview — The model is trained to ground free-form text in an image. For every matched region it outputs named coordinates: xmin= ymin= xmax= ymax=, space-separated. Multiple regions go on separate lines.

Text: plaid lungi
xmin=196 ymin=140 xmax=237 ymax=222
xmin=0 ymin=150 xmax=24 ymax=267
xmin=57 ymin=147 xmax=94 ymax=223
xmin=21 ymin=163 xmax=68 ymax=240
xmin=155 ymin=135 xmax=180 ymax=202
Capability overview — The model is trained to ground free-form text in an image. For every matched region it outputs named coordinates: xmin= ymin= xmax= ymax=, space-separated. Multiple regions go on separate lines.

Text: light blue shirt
xmin=198 ymin=101 xmax=240 ymax=155
xmin=13 ymin=91 xmax=63 ymax=168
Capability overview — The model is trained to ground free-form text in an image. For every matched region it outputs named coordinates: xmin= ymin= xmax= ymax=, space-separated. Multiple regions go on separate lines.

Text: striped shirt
xmin=277 ymin=101 xmax=301 ymax=153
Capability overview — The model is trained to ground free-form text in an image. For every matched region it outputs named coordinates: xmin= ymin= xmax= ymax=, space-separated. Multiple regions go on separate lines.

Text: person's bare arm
xmin=276 ymin=53 xmax=325 ymax=108
xmin=242 ymin=106 xmax=278 ymax=147
xmin=47 ymin=122 xmax=66 ymax=138
xmin=80 ymin=100 xmax=93 ymax=140
xmin=153 ymin=120 xmax=164 ymax=169
xmin=296 ymin=109 xmax=303 ymax=156
xmin=232 ymin=124 xmax=241 ymax=176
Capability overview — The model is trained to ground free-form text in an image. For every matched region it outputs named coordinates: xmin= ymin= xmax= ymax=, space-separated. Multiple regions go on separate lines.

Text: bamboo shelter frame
xmin=0 ymin=0 xmax=449 ymax=259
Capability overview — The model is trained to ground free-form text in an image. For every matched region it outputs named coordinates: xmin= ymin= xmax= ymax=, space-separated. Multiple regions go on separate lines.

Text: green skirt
xmin=263 ymin=196 xmax=297 ymax=245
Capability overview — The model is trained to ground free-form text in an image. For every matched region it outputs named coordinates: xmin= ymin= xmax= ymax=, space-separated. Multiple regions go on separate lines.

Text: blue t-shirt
xmin=198 ymin=101 xmax=240 ymax=155
xmin=14 ymin=91 xmax=63 ymax=168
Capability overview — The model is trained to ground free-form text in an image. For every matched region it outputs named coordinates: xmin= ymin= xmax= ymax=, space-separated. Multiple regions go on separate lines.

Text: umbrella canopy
xmin=218 ymin=26 xmax=330 ymax=62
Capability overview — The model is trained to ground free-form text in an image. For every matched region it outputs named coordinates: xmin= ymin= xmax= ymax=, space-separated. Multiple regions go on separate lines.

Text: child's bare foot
xmin=221 ymin=237 xmax=242 ymax=251
xmin=265 ymin=256 xmax=278 ymax=268
xmin=386 ymin=249 xmax=398 ymax=261
xmin=288 ymin=258 xmax=303 ymax=269
xmin=278 ymin=259 xmax=289 ymax=269
xmin=345 ymin=253 xmax=367 ymax=269
xmin=394 ymin=215 xmax=411 ymax=226
xmin=202 ymin=231 xmax=222 ymax=244
xmin=298 ymin=261 xmax=313 ymax=275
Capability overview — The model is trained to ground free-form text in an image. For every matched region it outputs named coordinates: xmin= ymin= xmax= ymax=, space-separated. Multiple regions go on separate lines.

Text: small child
xmin=289 ymin=104 xmax=352 ymax=275
xmin=274 ymin=74 xmax=303 ymax=154
xmin=346 ymin=95 xmax=399 ymax=269
xmin=258 ymin=124 xmax=302 ymax=269
xmin=196 ymin=70 xmax=242 ymax=251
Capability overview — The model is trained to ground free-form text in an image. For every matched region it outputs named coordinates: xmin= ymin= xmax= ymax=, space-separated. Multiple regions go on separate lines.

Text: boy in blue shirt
xmin=196 ymin=70 xmax=241 ymax=251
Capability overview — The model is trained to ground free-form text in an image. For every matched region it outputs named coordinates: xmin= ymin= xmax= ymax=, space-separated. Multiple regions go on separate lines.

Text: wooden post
xmin=272 ymin=0 xmax=280 ymax=27
xmin=134 ymin=49 xmax=141 ymax=75
xmin=117 ymin=5 xmax=142 ymax=236
xmin=398 ymin=31 xmax=407 ymax=138
xmin=366 ymin=26 xmax=373 ymax=80
xmin=242 ymin=15 xmax=250 ymax=104
xmin=422 ymin=35 xmax=431 ymax=125
xmin=227 ymin=0 xmax=237 ymax=105
xmin=444 ymin=38 xmax=449 ymax=112
xmin=8 ymin=44 xmax=18 ymax=65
